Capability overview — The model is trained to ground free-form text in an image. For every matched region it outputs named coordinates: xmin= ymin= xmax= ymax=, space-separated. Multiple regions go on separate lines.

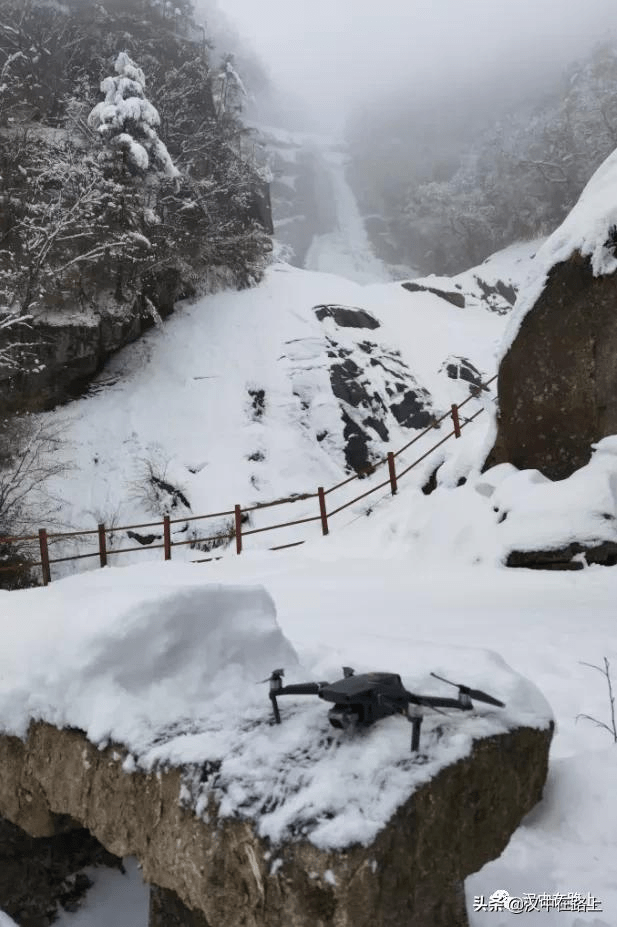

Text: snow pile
xmin=0 ymin=568 xmax=298 ymax=745
xmin=338 ymin=432 xmax=617 ymax=569
xmin=502 ymin=147 xmax=617 ymax=354
xmin=487 ymin=436 xmax=617 ymax=554
xmin=0 ymin=563 xmax=550 ymax=849
xmin=54 ymin=859 xmax=148 ymax=927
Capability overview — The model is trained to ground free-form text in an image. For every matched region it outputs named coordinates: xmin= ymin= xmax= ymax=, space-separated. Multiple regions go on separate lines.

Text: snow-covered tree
xmin=88 ymin=52 xmax=180 ymax=181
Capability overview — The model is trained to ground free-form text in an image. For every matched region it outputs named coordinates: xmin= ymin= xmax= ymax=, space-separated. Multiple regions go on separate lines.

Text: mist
xmin=216 ymin=0 xmax=617 ymax=131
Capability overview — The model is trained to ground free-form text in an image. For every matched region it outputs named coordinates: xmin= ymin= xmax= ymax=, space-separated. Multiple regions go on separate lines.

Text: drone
xmin=263 ymin=667 xmax=505 ymax=752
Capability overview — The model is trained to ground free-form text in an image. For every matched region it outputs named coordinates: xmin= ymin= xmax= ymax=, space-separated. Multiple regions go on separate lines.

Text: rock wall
xmin=0 ymin=303 xmax=166 ymax=415
xmin=488 ymin=252 xmax=617 ymax=479
xmin=0 ymin=719 xmax=552 ymax=927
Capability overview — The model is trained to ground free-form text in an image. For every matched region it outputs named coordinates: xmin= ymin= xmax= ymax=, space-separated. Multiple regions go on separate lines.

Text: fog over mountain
xmin=217 ymin=0 xmax=616 ymax=130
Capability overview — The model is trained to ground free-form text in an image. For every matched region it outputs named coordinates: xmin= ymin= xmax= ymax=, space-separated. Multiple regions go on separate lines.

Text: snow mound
xmin=502 ymin=147 xmax=617 ymax=355
xmin=348 ymin=433 xmax=617 ymax=568
xmin=0 ymin=563 xmax=551 ymax=850
xmin=0 ymin=564 xmax=298 ymax=746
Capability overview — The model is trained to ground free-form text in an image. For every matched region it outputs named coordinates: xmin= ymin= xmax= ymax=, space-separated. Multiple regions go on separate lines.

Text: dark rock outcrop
xmin=150 ymin=886 xmax=210 ymax=927
xmin=0 ymin=298 xmax=175 ymax=415
xmin=402 ymin=282 xmax=466 ymax=308
xmin=0 ymin=719 xmax=553 ymax=927
xmin=314 ymin=304 xmax=380 ymax=329
xmin=325 ymin=337 xmax=433 ymax=472
xmin=442 ymin=355 xmax=485 ymax=391
xmin=488 ymin=252 xmax=617 ymax=479
xmin=507 ymin=540 xmax=617 ymax=570
xmin=473 ymin=276 xmax=517 ymax=312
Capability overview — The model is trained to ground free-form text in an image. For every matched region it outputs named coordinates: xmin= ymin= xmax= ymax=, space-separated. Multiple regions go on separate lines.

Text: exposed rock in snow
xmin=313 ymin=305 xmax=380 ymax=329
xmin=402 ymin=281 xmax=466 ymax=308
xmin=441 ymin=355 xmax=486 ymax=394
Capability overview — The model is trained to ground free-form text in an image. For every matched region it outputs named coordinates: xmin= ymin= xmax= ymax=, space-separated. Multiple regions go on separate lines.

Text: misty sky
xmin=218 ymin=0 xmax=617 ymax=129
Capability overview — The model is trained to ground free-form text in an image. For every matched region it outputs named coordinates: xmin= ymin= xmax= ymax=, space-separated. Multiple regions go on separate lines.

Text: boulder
xmin=489 ymin=252 xmax=617 ymax=479
xmin=0 ymin=719 xmax=552 ymax=927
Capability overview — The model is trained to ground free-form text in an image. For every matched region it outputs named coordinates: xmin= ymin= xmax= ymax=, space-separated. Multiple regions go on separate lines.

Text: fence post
xmin=98 ymin=523 xmax=107 ymax=568
xmin=451 ymin=403 xmax=461 ymax=439
xmin=318 ymin=487 xmax=329 ymax=536
xmin=163 ymin=515 xmax=171 ymax=560
xmin=387 ymin=452 xmax=398 ymax=495
xmin=235 ymin=504 xmax=243 ymax=554
xmin=38 ymin=528 xmax=51 ymax=586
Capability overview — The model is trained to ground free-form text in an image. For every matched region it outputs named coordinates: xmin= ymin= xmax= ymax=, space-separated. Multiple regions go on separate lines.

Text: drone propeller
xmin=258 ymin=668 xmax=285 ymax=684
xmin=430 ymin=672 xmax=505 ymax=708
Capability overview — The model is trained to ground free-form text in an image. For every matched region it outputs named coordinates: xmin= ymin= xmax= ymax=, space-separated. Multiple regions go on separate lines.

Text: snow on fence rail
xmin=0 ymin=376 xmax=497 ymax=585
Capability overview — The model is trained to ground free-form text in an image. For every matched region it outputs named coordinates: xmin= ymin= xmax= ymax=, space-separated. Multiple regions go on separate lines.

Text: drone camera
xmin=328 ymin=705 xmax=360 ymax=729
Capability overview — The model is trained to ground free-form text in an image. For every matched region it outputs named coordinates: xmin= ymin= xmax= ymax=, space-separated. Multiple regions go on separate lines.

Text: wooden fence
xmin=0 ymin=377 xmax=496 ymax=585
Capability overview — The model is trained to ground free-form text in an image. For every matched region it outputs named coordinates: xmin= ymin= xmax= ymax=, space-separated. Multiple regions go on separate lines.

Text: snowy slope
xmin=36 ymin=244 xmax=537 ymax=572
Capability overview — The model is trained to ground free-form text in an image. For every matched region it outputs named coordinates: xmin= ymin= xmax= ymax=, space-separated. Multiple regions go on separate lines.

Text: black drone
xmin=263 ymin=667 xmax=505 ymax=752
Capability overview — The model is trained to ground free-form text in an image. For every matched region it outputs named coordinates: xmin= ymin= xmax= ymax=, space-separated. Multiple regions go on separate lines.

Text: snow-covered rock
xmin=489 ymin=147 xmax=617 ymax=479
xmin=0 ymin=563 xmax=553 ymax=927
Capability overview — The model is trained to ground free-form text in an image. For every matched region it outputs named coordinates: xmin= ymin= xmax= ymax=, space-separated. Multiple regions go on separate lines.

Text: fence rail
xmin=0 ymin=376 xmax=496 ymax=585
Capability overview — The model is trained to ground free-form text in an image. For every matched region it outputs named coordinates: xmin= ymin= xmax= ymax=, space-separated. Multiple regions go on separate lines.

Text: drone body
xmin=265 ymin=667 xmax=505 ymax=751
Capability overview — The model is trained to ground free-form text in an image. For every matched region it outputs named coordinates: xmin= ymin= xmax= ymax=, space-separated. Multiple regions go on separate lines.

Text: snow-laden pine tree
xmin=88 ymin=52 xmax=179 ymax=181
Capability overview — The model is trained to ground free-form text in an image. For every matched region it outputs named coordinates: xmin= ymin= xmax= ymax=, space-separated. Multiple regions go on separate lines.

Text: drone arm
xmin=269 ymin=681 xmax=327 ymax=724
xmin=279 ymin=682 xmax=323 ymax=696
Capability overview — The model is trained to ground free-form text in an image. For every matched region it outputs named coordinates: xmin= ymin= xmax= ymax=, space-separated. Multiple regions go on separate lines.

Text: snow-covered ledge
xmin=0 ymin=566 xmax=554 ymax=927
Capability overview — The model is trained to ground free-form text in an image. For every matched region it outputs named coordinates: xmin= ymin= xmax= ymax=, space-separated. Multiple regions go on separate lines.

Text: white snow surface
xmin=0 ymin=564 xmax=550 ymax=850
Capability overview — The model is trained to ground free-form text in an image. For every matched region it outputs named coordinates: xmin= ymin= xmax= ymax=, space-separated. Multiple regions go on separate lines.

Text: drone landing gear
xmin=264 ymin=669 xmax=325 ymax=725
xmin=407 ymin=704 xmax=423 ymax=752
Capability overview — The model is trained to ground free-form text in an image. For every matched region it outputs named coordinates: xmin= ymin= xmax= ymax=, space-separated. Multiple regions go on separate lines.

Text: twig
xmin=577 ymin=657 xmax=617 ymax=743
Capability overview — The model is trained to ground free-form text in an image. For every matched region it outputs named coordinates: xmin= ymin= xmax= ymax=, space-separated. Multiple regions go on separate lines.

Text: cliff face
xmin=486 ymin=144 xmax=617 ymax=481
xmin=0 ymin=293 xmax=176 ymax=415
xmin=489 ymin=252 xmax=617 ymax=479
